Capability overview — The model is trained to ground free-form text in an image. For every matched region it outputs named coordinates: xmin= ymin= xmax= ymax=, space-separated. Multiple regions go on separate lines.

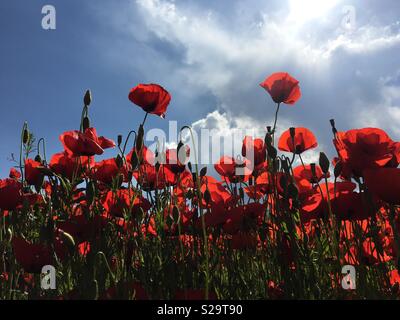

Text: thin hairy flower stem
xmin=272 ymin=103 xmax=281 ymax=138
xmin=19 ymin=122 xmax=28 ymax=183
xmin=180 ymin=125 xmax=210 ymax=300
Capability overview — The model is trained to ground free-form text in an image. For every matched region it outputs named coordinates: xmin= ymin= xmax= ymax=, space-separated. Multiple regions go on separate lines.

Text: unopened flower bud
xmin=83 ymin=116 xmax=90 ymax=131
xmin=34 ymin=154 xmax=42 ymax=163
xmin=117 ymin=135 xmax=123 ymax=147
xmin=136 ymin=124 xmax=144 ymax=151
xmin=319 ymin=152 xmax=330 ymax=174
xmin=115 ymin=155 xmax=123 ymax=168
xmin=84 ymin=89 xmax=92 ymax=106
xmin=23 ymin=128 xmax=29 ymax=144
xmin=334 ymin=160 xmax=343 ymax=178
xmin=203 ymin=188 xmax=211 ymax=204
xmin=200 ymin=167 xmax=207 ymax=177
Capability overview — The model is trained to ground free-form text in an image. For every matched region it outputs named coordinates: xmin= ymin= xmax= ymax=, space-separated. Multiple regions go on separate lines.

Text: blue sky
xmin=1 ymin=0 xmax=400 ymax=177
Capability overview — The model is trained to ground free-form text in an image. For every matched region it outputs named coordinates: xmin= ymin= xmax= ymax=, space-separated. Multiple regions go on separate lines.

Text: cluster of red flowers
xmin=1 ymin=73 xmax=400 ymax=300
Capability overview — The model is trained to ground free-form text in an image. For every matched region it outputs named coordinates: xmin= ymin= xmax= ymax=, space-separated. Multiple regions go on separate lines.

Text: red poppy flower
xmin=260 ymin=72 xmax=301 ymax=105
xmin=12 ymin=237 xmax=53 ymax=274
xmin=244 ymin=172 xmax=270 ymax=199
xmin=200 ymin=176 xmax=233 ymax=208
xmin=92 ymin=158 xmax=129 ymax=185
xmin=128 ymin=83 xmax=171 ymax=118
xmin=242 ymin=136 xmax=266 ymax=167
xmin=231 ymin=231 xmax=258 ymax=250
xmin=165 ymin=146 xmax=190 ymax=174
xmin=9 ymin=168 xmax=21 ymax=180
xmin=364 ymin=168 xmax=400 ymax=205
xmin=223 ymin=203 xmax=266 ymax=234
xmin=293 ymin=164 xmax=328 ymax=195
xmin=278 ymin=127 xmax=318 ymax=154
xmin=60 ymin=127 xmax=115 ymax=157
xmin=49 ymin=152 xmax=92 ymax=181
xmin=0 ymin=178 xmax=22 ymax=210
xmin=24 ymin=159 xmax=43 ymax=186
xmin=133 ymin=163 xmax=176 ymax=191
xmin=127 ymin=145 xmax=155 ymax=166
xmin=214 ymin=156 xmax=253 ymax=183
xmin=333 ymin=128 xmax=400 ymax=178
xmin=102 ymin=189 xmax=151 ymax=217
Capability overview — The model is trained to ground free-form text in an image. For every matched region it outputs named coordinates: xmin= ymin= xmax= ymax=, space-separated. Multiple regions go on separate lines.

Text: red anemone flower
xmin=128 ymin=83 xmax=171 ymax=118
xmin=364 ymin=168 xmax=400 ymax=205
xmin=278 ymin=127 xmax=318 ymax=154
xmin=260 ymin=72 xmax=301 ymax=105
xmin=60 ymin=127 xmax=115 ymax=157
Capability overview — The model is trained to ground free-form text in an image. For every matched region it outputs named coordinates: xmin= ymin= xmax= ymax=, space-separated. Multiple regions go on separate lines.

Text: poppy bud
xmin=310 ymin=163 xmax=317 ymax=183
xmin=334 ymin=160 xmax=343 ymax=179
xmin=329 ymin=119 xmax=337 ymax=135
xmin=115 ymin=155 xmax=123 ymax=169
xmin=172 ymin=205 xmax=180 ymax=223
xmin=130 ymin=151 xmax=139 ymax=170
xmin=23 ymin=128 xmax=30 ymax=145
xmin=267 ymin=126 xmax=272 ymax=133
xmin=83 ymin=116 xmax=90 ymax=131
xmin=200 ymin=167 xmax=207 ymax=177
xmin=136 ymin=125 xmax=144 ymax=151
xmin=34 ymin=154 xmax=42 ymax=163
xmin=127 ymin=170 xmax=133 ymax=182
xmin=267 ymin=145 xmax=277 ymax=159
xmin=203 ymin=188 xmax=211 ymax=204
xmin=319 ymin=152 xmax=330 ymax=174
xmin=117 ymin=135 xmax=123 ymax=147
xmin=84 ymin=89 xmax=92 ymax=106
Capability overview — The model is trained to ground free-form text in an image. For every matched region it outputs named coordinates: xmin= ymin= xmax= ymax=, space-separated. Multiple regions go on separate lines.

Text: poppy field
xmin=1 ymin=72 xmax=400 ymax=300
